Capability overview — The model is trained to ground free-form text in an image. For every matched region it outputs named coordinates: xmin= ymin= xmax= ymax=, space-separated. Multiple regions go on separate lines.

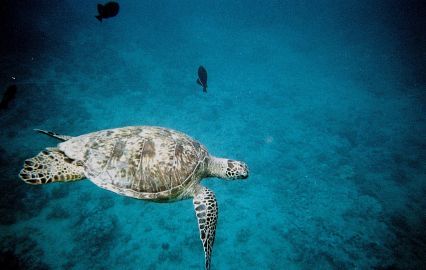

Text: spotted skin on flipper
xmin=193 ymin=186 xmax=218 ymax=270
xmin=19 ymin=148 xmax=84 ymax=184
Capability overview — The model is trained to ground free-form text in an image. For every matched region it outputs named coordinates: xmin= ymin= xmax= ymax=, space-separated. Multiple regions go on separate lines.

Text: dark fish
xmin=95 ymin=1 xmax=120 ymax=22
xmin=197 ymin=66 xmax=208 ymax=93
xmin=0 ymin=84 xmax=17 ymax=110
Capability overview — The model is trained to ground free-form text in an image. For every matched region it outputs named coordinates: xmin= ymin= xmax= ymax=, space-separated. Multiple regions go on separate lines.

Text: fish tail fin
xmin=197 ymin=79 xmax=207 ymax=92
xmin=97 ymin=4 xmax=104 ymax=13
xmin=96 ymin=4 xmax=104 ymax=22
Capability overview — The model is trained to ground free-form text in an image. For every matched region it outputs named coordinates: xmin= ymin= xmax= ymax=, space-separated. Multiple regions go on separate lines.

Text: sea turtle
xmin=19 ymin=126 xmax=249 ymax=270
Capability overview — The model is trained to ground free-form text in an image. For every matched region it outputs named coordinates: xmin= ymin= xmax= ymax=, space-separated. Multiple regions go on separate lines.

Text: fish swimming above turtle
xmin=197 ymin=66 xmax=208 ymax=93
xmin=19 ymin=126 xmax=249 ymax=270
xmin=95 ymin=1 xmax=119 ymax=22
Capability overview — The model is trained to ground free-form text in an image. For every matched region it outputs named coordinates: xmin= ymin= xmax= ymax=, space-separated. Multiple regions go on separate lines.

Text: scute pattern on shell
xmin=58 ymin=126 xmax=208 ymax=198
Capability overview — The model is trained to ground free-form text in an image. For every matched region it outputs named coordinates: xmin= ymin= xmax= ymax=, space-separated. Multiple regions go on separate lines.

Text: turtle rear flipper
xmin=19 ymin=148 xmax=85 ymax=184
xmin=34 ymin=129 xmax=73 ymax=141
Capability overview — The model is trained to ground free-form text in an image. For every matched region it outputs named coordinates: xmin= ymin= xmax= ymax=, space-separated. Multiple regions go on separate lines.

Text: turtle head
xmin=206 ymin=157 xmax=249 ymax=180
xmin=225 ymin=159 xmax=249 ymax=179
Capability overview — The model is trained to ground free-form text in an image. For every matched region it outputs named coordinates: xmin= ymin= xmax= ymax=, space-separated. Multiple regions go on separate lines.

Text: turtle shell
xmin=58 ymin=126 xmax=209 ymax=200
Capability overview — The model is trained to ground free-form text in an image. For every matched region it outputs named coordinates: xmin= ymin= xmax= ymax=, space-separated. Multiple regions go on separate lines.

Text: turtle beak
xmin=240 ymin=163 xmax=249 ymax=179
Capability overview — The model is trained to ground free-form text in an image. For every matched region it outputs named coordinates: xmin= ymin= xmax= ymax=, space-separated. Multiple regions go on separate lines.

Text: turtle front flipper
xmin=19 ymin=148 xmax=85 ymax=184
xmin=193 ymin=186 xmax=218 ymax=270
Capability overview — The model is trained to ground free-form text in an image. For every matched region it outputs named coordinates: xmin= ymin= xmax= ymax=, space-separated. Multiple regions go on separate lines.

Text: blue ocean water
xmin=1 ymin=0 xmax=425 ymax=269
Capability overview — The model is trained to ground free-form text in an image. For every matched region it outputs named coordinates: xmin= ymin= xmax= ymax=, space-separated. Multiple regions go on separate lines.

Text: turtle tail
xmin=34 ymin=129 xmax=73 ymax=141
xmin=19 ymin=148 xmax=85 ymax=184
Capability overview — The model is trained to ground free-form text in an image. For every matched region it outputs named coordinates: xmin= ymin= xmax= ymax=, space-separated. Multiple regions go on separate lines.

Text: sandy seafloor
xmin=0 ymin=1 xmax=425 ymax=269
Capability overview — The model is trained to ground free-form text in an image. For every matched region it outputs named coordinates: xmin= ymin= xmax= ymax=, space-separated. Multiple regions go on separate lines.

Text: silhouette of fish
xmin=95 ymin=1 xmax=119 ymax=22
xmin=0 ymin=84 xmax=17 ymax=110
xmin=197 ymin=66 xmax=208 ymax=93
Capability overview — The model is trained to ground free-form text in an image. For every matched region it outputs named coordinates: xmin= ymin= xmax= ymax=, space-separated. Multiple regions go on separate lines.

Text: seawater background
xmin=0 ymin=0 xmax=425 ymax=269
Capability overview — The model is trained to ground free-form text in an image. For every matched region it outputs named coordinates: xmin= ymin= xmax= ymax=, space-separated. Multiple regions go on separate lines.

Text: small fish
xmin=0 ymin=84 xmax=17 ymax=110
xmin=95 ymin=1 xmax=120 ymax=22
xmin=197 ymin=66 xmax=208 ymax=93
